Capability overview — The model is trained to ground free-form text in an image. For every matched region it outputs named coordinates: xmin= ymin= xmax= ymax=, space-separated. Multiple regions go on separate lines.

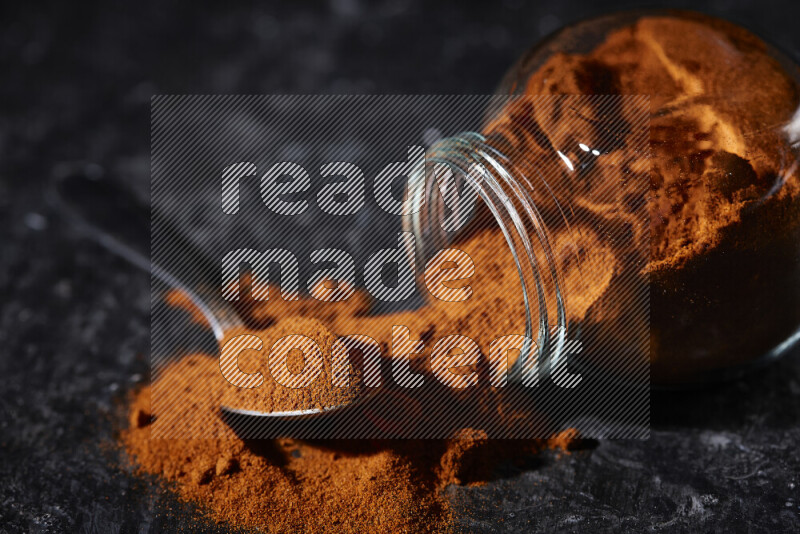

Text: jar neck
xmin=404 ymin=132 xmax=571 ymax=385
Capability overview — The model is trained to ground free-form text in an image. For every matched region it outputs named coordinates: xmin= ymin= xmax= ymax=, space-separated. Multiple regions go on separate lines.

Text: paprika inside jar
xmin=405 ymin=10 xmax=800 ymax=386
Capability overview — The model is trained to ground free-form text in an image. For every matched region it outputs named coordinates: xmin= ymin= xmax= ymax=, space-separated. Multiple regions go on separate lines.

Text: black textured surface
xmin=1 ymin=0 xmax=799 ymax=532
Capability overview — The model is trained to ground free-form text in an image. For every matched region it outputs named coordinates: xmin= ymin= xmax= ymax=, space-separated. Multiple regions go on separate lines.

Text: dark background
xmin=1 ymin=0 xmax=799 ymax=532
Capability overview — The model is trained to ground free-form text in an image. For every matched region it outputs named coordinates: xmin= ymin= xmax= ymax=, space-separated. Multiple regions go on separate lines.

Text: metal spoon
xmin=50 ymin=173 xmax=365 ymax=435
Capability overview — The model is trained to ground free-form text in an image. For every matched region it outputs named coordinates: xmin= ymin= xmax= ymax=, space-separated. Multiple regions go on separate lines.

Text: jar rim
xmin=403 ymin=132 xmax=574 ymax=386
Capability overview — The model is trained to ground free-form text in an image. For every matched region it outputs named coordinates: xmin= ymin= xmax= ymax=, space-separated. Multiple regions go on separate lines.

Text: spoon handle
xmin=51 ymin=173 xmax=242 ymax=339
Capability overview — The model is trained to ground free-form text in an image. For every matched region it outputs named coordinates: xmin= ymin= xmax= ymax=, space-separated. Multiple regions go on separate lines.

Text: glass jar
xmin=406 ymin=10 xmax=800 ymax=386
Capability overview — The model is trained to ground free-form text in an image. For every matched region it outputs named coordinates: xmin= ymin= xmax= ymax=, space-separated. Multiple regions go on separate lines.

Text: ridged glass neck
xmin=404 ymin=132 xmax=570 ymax=385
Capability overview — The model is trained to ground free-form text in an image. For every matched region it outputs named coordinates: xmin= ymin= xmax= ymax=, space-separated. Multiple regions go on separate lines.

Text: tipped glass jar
xmin=407 ymin=10 xmax=800 ymax=386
